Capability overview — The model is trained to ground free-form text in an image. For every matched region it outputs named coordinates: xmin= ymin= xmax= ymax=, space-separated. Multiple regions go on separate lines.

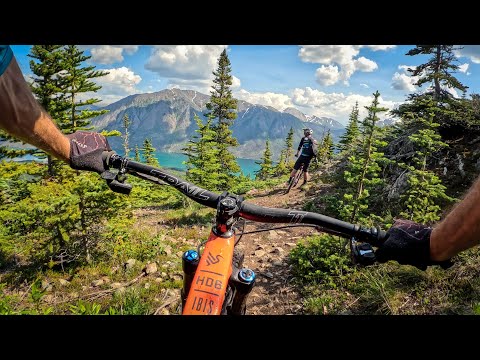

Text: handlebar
xmin=102 ymin=151 xmax=388 ymax=246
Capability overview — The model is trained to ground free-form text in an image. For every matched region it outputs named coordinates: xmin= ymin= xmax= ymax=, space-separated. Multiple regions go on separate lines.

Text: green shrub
xmin=289 ymin=234 xmax=353 ymax=288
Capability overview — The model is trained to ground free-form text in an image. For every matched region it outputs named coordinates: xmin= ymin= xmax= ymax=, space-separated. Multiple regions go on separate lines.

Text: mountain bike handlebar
xmin=102 ymin=151 xmax=388 ymax=246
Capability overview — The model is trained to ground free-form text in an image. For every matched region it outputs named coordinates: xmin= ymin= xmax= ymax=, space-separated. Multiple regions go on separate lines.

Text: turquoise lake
xmin=154 ymin=151 xmax=261 ymax=178
xmin=12 ymin=151 xmax=262 ymax=178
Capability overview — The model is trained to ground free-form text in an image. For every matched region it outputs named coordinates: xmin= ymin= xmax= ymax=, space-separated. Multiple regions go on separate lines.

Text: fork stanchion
xmin=181 ymin=249 xmax=199 ymax=309
xmin=229 ymin=268 xmax=256 ymax=315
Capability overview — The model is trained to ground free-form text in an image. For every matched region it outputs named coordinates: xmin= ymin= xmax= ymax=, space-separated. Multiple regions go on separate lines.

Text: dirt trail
xmin=239 ymin=183 xmax=318 ymax=315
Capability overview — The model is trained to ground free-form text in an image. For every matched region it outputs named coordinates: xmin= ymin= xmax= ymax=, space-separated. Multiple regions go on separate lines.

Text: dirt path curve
xmin=238 ymin=183 xmax=318 ymax=315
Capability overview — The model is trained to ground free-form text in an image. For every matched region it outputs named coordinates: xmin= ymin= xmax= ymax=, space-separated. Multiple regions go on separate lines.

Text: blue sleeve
xmin=0 ymin=45 xmax=13 ymax=76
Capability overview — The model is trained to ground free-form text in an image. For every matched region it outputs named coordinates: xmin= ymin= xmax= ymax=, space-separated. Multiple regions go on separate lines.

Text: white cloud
xmin=298 ymin=45 xmax=381 ymax=86
xmin=166 ymin=73 xmax=240 ymax=94
xmin=234 ymin=89 xmax=293 ymax=111
xmin=455 ymin=45 xmax=480 ymax=64
xmin=79 ymin=45 xmax=139 ymax=64
xmin=315 ymin=65 xmax=340 ymax=86
xmin=145 ymin=45 xmax=227 ymax=80
xmin=232 ymin=86 xmax=400 ymax=126
xmin=167 ymin=79 xmax=212 ymax=94
xmin=93 ymin=67 xmax=142 ymax=105
xmin=391 ymin=64 xmax=419 ymax=92
xmin=291 ymin=87 xmax=399 ymax=125
xmin=458 ymin=63 xmax=469 ymax=73
xmin=231 ymin=75 xmax=241 ymax=89
xmin=364 ymin=45 xmax=397 ymax=51
xmin=360 ymin=83 xmax=369 ymax=88
xmin=392 ymin=72 xmax=417 ymax=91
xmin=354 ymin=56 xmax=378 ymax=72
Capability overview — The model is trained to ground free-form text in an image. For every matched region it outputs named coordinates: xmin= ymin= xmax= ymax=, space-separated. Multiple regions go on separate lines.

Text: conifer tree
xmin=28 ymin=45 xmax=69 ymax=175
xmin=59 ymin=45 xmax=108 ymax=135
xmin=337 ymin=102 xmax=360 ymax=153
xmin=205 ymin=49 xmax=240 ymax=189
xmin=398 ymin=98 xmax=454 ymax=223
xmin=122 ymin=114 xmax=132 ymax=157
xmin=273 ymin=127 xmax=295 ymax=176
xmin=255 ymin=139 xmax=274 ymax=180
xmin=340 ymin=91 xmax=389 ymax=223
xmin=183 ymin=114 xmax=222 ymax=190
xmin=142 ymin=138 xmax=159 ymax=167
xmin=273 ymin=149 xmax=289 ymax=176
xmin=406 ymin=45 xmax=468 ymax=100
xmin=134 ymin=145 xmax=141 ymax=162
xmin=321 ymin=130 xmax=335 ymax=161
xmin=284 ymin=127 xmax=295 ymax=167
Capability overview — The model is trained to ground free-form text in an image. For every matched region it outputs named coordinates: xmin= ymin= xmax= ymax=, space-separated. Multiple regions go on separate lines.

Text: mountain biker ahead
xmin=286 ymin=127 xmax=318 ymax=188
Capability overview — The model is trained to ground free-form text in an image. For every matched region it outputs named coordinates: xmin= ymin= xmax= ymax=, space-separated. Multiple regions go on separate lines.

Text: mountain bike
xmin=102 ymin=151 xmax=387 ymax=315
xmin=285 ymin=163 xmax=304 ymax=194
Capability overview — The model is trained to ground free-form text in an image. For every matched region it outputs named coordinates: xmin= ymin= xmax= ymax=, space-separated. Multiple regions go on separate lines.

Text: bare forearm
xmin=430 ymin=176 xmax=480 ymax=261
xmin=0 ymin=56 xmax=70 ymax=162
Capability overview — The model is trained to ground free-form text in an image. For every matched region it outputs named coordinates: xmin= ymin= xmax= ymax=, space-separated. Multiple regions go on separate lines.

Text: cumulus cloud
xmin=364 ymin=45 xmax=397 ymax=51
xmin=458 ymin=63 xmax=470 ymax=73
xmin=291 ymin=87 xmax=399 ymax=124
xmin=231 ymin=75 xmax=241 ymax=89
xmin=234 ymin=89 xmax=293 ymax=111
xmin=166 ymin=74 xmax=240 ymax=94
xmin=315 ymin=65 xmax=340 ymax=86
xmin=298 ymin=45 xmax=384 ymax=86
xmin=145 ymin=45 xmax=227 ymax=80
xmin=354 ymin=57 xmax=378 ymax=72
xmin=79 ymin=45 xmax=139 ymax=64
xmin=93 ymin=67 xmax=142 ymax=104
xmin=167 ymin=79 xmax=212 ymax=94
xmin=391 ymin=65 xmax=418 ymax=92
xmin=392 ymin=72 xmax=417 ymax=91
xmin=454 ymin=45 xmax=480 ymax=64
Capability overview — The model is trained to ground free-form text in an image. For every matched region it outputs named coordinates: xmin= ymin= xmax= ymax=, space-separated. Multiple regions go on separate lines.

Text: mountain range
xmin=90 ymin=88 xmax=346 ymax=161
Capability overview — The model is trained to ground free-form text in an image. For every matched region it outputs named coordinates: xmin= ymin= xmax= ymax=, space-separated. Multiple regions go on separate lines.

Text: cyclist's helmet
xmin=303 ymin=128 xmax=313 ymax=136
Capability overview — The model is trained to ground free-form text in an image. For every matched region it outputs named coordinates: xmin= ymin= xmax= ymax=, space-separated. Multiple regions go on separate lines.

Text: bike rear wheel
xmin=285 ymin=165 xmax=304 ymax=194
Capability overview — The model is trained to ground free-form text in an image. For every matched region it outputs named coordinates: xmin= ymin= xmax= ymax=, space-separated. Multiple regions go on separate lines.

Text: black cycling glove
xmin=66 ymin=131 xmax=111 ymax=174
xmin=375 ymin=219 xmax=453 ymax=271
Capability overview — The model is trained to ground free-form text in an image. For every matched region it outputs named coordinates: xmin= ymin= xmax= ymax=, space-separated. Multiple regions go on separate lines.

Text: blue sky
xmin=11 ymin=45 xmax=480 ymax=126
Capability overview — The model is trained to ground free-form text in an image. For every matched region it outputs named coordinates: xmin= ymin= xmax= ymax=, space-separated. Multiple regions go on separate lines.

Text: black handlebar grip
xmin=102 ymin=151 xmax=116 ymax=167
xmin=376 ymin=228 xmax=389 ymax=245
xmin=369 ymin=228 xmax=389 ymax=246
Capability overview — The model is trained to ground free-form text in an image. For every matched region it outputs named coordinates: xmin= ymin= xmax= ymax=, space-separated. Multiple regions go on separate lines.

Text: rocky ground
xmin=240 ymin=184 xmax=318 ymax=315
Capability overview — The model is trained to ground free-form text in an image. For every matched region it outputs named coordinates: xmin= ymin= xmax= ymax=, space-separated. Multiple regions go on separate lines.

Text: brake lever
xmin=101 ymin=170 xmax=132 ymax=195
xmin=350 ymin=236 xmax=376 ymax=266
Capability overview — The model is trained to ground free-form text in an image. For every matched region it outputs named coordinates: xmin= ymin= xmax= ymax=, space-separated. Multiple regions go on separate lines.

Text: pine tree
xmin=122 ymin=114 xmax=132 ymax=157
xmin=406 ymin=45 xmax=468 ymax=100
xmin=284 ymin=127 xmax=295 ymax=167
xmin=205 ymin=49 xmax=240 ymax=189
xmin=183 ymin=114 xmax=222 ymax=190
xmin=134 ymin=145 xmax=141 ymax=162
xmin=398 ymin=98 xmax=454 ymax=223
xmin=142 ymin=138 xmax=159 ymax=167
xmin=340 ymin=91 xmax=389 ymax=224
xmin=255 ymin=139 xmax=274 ymax=180
xmin=337 ymin=102 xmax=360 ymax=153
xmin=273 ymin=149 xmax=289 ymax=176
xmin=321 ymin=130 xmax=335 ymax=161
xmin=59 ymin=45 xmax=109 ymax=135
xmin=28 ymin=45 xmax=70 ymax=175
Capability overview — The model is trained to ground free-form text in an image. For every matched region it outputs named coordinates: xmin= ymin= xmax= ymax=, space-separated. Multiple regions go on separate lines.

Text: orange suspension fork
xmin=182 ymin=231 xmax=235 ymax=315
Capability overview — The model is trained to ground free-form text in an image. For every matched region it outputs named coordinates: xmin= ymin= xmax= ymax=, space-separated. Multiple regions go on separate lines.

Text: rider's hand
xmin=375 ymin=219 xmax=453 ymax=271
xmin=66 ymin=131 xmax=111 ymax=174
